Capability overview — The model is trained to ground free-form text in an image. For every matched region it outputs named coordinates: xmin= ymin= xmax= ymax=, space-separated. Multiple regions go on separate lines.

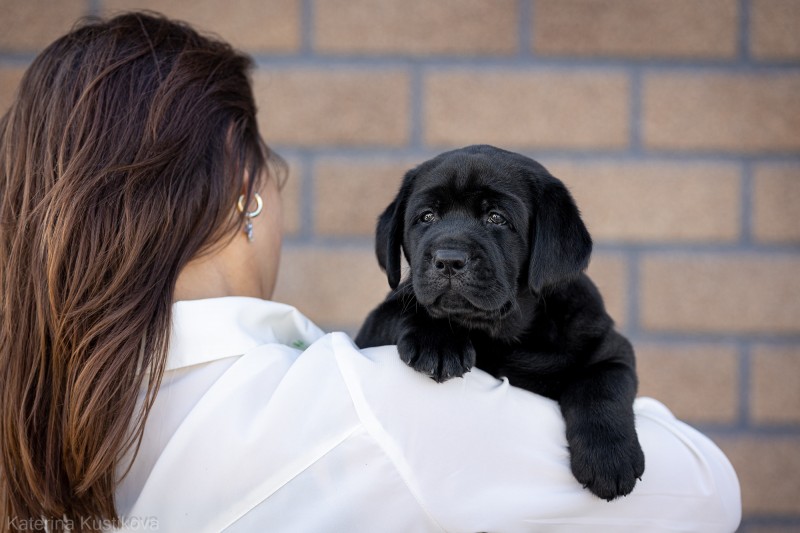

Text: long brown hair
xmin=0 ymin=12 xmax=277 ymax=529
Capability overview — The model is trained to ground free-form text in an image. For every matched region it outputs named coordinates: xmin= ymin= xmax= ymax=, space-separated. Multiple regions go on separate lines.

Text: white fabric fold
xmin=114 ymin=297 xmax=741 ymax=532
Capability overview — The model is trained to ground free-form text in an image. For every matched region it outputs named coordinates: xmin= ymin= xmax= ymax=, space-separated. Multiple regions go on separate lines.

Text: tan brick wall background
xmin=2 ymin=0 xmax=799 ymax=530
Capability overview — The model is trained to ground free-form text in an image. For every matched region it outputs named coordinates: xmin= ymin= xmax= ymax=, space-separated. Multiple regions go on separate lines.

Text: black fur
xmin=356 ymin=145 xmax=644 ymax=501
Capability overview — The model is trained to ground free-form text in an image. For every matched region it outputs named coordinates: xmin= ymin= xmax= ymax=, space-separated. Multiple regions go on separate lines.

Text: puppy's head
xmin=376 ymin=145 xmax=591 ymax=330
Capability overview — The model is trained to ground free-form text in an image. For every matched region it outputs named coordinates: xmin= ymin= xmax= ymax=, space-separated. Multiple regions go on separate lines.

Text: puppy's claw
xmin=436 ymin=365 xmax=471 ymax=383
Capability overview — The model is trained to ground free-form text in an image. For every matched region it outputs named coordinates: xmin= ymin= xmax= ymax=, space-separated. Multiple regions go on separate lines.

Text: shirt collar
xmin=167 ymin=297 xmax=325 ymax=371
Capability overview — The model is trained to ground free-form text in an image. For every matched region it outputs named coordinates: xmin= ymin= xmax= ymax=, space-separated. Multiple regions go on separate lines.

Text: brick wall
xmin=2 ymin=1 xmax=799 ymax=530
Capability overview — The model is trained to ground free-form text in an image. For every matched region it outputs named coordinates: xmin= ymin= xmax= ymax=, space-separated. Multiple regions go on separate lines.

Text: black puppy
xmin=355 ymin=145 xmax=644 ymax=501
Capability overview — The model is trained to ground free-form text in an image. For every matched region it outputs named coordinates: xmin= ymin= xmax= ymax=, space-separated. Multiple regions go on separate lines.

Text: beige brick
xmin=102 ymin=0 xmax=300 ymax=52
xmin=753 ymin=164 xmax=800 ymax=243
xmin=585 ymin=253 xmax=628 ymax=328
xmin=635 ymin=344 xmax=739 ymax=424
xmin=0 ymin=0 xmax=87 ymax=52
xmin=278 ymin=157 xmax=302 ymax=235
xmin=746 ymin=527 xmax=800 ymax=533
xmin=314 ymin=158 xmax=411 ymax=236
xmin=272 ymin=247 xmax=390 ymax=329
xmin=550 ymin=161 xmax=741 ymax=243
xmin=255 ymin=69 xmax=410 ymax=147
xmin=274 ymin=250 xmax=627 ymax=333
xmin=425 ymin=71 xmax=629 ymax=150
xmin=716 ymin=436 xmax=800 ymax=515
xmin=0 ymin=67 xmax=25 ymax=115
xmin=315 ymin=0 xmax=517 ymax=55
xmin=751 ymin=345 xmax=800 ymax=425
xmin=644 ymin=73 xmax=800 ymax=153
xmin=534 ymin=0 xmax=737 ymax=59
xmin=641 ymin=255 xmax=800 ymax=334
xmin=751 ymin=0 xmax=800 ymax=60
xmin=746 ymin=524 xmax=800 ymax=533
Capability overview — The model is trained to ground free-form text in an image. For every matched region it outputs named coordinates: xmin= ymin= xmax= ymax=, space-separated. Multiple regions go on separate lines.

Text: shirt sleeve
xmin=330 ymin=332 xmax=741 ymax=533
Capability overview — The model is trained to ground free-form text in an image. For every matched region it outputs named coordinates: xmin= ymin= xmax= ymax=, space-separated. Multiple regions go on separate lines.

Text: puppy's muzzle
xmin=433 ymin=249 xmax=468 ymax=277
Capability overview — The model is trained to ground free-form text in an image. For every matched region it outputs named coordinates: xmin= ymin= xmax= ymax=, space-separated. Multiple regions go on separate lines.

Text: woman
xmin=0 ymin=12 xmax=739 ymax=532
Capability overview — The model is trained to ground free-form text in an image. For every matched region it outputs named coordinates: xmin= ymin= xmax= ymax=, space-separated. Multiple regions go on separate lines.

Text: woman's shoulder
xmin=122 ymin=301 xmax=740 ymax=532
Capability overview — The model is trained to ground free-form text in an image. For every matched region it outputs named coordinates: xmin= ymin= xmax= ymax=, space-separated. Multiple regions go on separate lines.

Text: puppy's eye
xmin=420 ymin=211 xmax=436 ymax=223
xmin=487 ymin=212 xmax=507 ymax=225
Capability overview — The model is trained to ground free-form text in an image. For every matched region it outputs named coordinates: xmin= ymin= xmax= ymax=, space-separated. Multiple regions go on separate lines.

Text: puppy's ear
xmin=528 ymin=178 xmax=592 ymax=293
xmin=376 ymin=173 xmax=415 ymax=290
xmin=375 ymin=199 xmax=403 ymax=289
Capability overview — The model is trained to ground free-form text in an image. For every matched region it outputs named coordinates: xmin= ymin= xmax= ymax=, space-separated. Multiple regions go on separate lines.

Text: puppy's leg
xmin=397 ymin=318 xmax=476 ymax=383
xmin=559 ymin=334 xmax=644 ymax=501
xmin=356 ymin=288 xmax=475 ymax=382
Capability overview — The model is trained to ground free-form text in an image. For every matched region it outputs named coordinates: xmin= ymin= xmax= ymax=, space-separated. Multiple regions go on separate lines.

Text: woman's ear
xmin=528 ymin=177 xmax=592 ymax=293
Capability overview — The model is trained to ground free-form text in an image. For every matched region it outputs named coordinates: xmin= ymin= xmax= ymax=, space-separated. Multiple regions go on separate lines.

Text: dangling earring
xmin=237 ymin=193 xmax=263 ymax=242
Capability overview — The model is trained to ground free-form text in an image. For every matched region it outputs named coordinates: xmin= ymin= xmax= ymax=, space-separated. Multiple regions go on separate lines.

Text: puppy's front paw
xmin=398 ymin=329 xmax=476 ymax=383
xmin=569 ymin=432 xmax=645 ymax=501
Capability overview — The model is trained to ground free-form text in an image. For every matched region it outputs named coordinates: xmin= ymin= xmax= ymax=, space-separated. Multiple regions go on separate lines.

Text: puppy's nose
xmin=433 ymin=249 xmax=468 ymax=275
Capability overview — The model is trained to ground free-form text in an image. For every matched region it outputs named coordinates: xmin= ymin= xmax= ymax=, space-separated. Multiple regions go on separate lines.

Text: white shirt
xmin=115 ymin=297 xmax=741 ymax=532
